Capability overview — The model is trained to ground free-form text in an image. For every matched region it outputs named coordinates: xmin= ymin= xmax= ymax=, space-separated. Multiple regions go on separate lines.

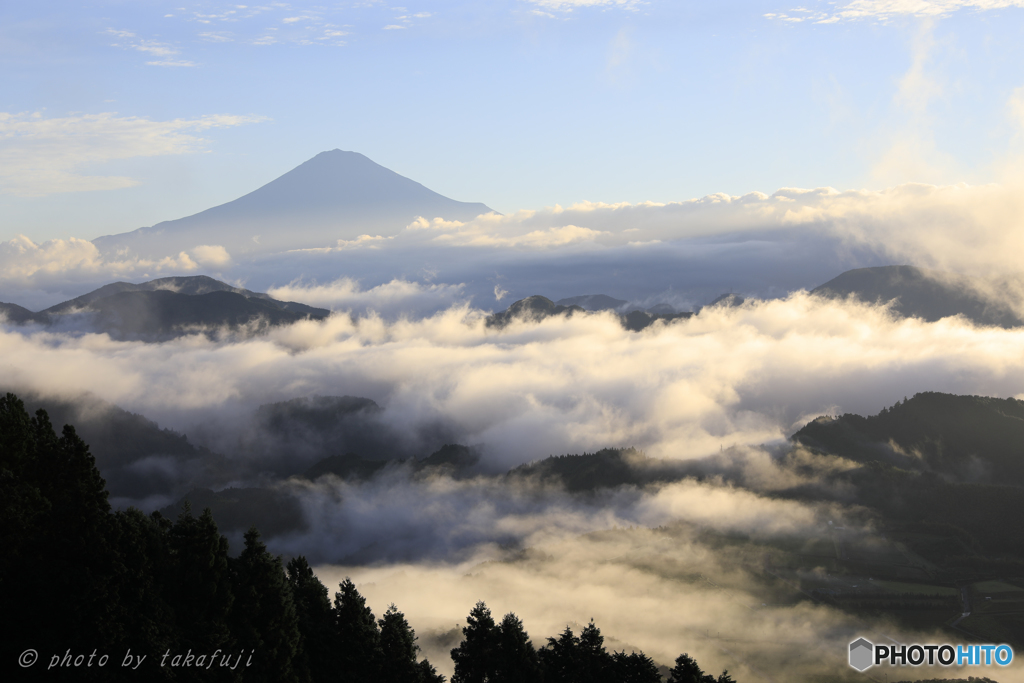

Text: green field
xmin=972 ymin=580 xmax=1024 ymax=593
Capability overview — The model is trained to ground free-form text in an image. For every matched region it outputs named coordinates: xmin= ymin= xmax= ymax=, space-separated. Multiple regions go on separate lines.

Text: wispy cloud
xmin=172 ymin=3 xmax=351 ymax=46
xmin=0 ymin=112 xmax=266 ymax=196
xmin=382 ymin=7 xmax=435 ymax=31
xmin=146 ymin=60 xmax=199 ymax=67
xmin=199 ymin=31 xmax=234 ymax=43
xmin=766 ymin=0 xmax=1024 ymax=23
xmin=105 ymin=28 xmax=191 ymax=64
xmin=526 ymin=0 xmax=644 ymax=11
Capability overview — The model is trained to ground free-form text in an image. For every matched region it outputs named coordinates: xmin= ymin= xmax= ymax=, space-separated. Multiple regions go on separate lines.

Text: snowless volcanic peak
xmin=92 ymin=150 xmax=494 ymax=258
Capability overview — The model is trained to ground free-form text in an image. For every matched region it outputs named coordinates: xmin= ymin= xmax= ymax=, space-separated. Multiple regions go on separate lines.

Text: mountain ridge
xmin=811 ymin=265 xmax=1022 ymax=327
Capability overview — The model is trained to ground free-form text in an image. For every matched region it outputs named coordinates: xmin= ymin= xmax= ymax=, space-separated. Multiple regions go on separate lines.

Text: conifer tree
xmin=417 ymin=658 xmax=448 ymax=683
xmin=576 ymin=621 xmax=614 ymax=683
xmin=493 ymin=612 xmax=542 ymax=683
xmin=287 ymin=556 xmax=337 ymax=683
xmin=379 ymin=604 xmax=422 ymax=683
xmin=667 ymin=653 xmax=715 ymax=683
xmin=539 ymin=626 xmax=578 ymax=683
xmin=108 ymin=507 xmax=177 ymax=675
xmin=335 ymin=578 xmax=382 ymax=682
xmin=612 ymin=651 xmax=662 ymax=683
xmin=0 ymin=396 xmax=118 ymax=677
xmin=451 ymin=601 xmax=499 ymax=683
xmin=231 ymin=526 xmax=302 ymax=683
xmin=165 ymin=505 xmax=236 ymax=681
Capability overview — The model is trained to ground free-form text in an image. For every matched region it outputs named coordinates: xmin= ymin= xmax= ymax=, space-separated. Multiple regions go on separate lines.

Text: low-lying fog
xmin=6 ymin=177 xmax=1024 ymax=679
xmin=4 ymin=294 xmax=1023 ymax=463
xmin=4 ymin=293 xmax=1024 ymax=679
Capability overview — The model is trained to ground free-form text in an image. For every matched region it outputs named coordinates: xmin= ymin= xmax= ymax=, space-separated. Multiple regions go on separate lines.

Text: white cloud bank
xmin=267 ymin=278 xmax=467 ymax=315
xmin=5 ymin=177 xmax=1024 ymax=313
xmin=255 ymin=180 xmax=1024 ymax=284
xmin=293 ymin=181 xmax=1024 ymax=294
xmin=4 ymin=294 xmax=1024 ymax=466
xmin=0 ymin=235 xmax=233 ymax=294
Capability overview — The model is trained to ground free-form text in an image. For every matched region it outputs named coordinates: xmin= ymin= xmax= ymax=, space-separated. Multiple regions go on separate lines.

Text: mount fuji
xmin=92 ymin=150 xmax=494 ymax=258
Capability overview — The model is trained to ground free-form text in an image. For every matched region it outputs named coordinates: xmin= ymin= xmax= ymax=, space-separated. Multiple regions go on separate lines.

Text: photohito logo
xmin=849 ymin=638 xmax=873 ymax=671
xmin=848 ymin=637 xmax=1013 ymax=672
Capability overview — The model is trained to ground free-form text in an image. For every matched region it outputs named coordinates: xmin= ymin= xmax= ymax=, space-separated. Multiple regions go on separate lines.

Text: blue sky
xmin=3 ymin=0 xmax=1024 ymax=242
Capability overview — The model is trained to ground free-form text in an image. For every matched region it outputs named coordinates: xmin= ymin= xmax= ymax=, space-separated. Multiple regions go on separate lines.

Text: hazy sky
xmin=4 ymin=0 xmax=1024 ymax=242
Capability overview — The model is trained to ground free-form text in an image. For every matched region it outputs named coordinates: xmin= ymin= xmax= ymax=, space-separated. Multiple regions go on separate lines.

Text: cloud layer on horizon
xmin=5 ymin=179 xmax=1024 ymax=314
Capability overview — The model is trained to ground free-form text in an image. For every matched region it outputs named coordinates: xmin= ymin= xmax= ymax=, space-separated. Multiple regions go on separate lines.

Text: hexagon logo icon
xmin=849 ymin=638 xmax=874 ymax=671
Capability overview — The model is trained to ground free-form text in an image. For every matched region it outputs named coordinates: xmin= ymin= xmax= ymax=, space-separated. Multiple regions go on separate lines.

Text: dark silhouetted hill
xmin=555 ymin=294 xmax=629 ymax=311
xmin=507 ymin=447 xmax=660 ymax=492
xmin=256 ymin=395 xmax=380 ymax=434
xmin=486 ymin=296 xmax=586 ymax=328
xmin=795 ymin=392 xmax=1024 ymax=487
xmin=795 ymin=393 xmax=1024 ymax=558
xmin=93 ymin=150 xmax=494 ymax=257
xmin=489 ymin=295 xmax=691 ymax=331
xmin=43 ymin=275 xmax=266 ymax=313
xmin=621 ymin=309 xmax=692 ymax=331
xmin=234 ymin=394 xmax=457 ymax=477
xmin=3 ymin=275 xmax=330 ymax=340
xmin=9 ymin=392 xmax=229 ymax=501
xmin=71 ymin=289 xmax=320 ymax=339
xmin=302 ymin=452 xmax=390 ymax=481
xmin=301 ymin=443 xmax=480 ymax=482
xmin=418 ymin=443 xmax=479 ymax=471
xmin=811 ymin=265 xmax=1022 ymax=327
xmin=709 ymin=292 xmax=745 ymax=307
xmin=249 ymin=395 xmax=393 ymax=470
xmin=0 ymin=302 xmax=45 ymax=324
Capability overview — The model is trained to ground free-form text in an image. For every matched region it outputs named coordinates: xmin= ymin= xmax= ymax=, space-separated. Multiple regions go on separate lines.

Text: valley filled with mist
xmin=10 ymin=2 xmax=1024 ymax=679
xmin=5 ymin=247 xmax=1024 ymax=681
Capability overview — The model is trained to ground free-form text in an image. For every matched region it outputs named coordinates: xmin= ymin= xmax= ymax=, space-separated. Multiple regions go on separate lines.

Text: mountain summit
xmin=92 ymin=150 xmax=493 ymax=258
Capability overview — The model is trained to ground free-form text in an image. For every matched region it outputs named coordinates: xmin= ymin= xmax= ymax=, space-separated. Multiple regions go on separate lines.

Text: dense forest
xmin=0 ymin=393 xmax=730 ymax=682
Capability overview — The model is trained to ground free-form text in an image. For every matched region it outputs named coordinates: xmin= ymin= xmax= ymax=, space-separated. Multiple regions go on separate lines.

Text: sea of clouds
xmin=6 ymin=179 xmax=1024 ymax=313
xmin=4 ymin=179 xmax=1024 ymax=680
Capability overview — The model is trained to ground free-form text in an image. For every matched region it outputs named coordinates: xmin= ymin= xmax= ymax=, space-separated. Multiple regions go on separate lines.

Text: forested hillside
xmin=0 ymin=393 xmax=728 ymax=682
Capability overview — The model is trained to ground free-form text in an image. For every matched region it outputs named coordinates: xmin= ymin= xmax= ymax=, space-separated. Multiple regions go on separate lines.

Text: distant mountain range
xmin=92 ymin=150 xmax=494 ymax=258
xmin=488 ymin=265 xmax=1022 ymax=330
xmin=0 ymin=275 xmax=329 ymax=341
xmin=3 ymin=265 xmax=1020 ymax=339
xmin=555 ymin=294 xmax=629 ymax=311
